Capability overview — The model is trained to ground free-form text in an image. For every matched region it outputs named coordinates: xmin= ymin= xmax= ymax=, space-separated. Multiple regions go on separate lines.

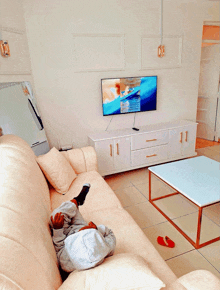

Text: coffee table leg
xmin=149 ymin=171 xmax=151 ymax=201
xmin=196 ymin=207 xmax=203 ymax=249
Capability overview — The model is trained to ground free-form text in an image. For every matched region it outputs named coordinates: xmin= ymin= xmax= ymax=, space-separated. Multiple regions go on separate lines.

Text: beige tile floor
xmin=104 ymin=144 xmax=220 ymax=279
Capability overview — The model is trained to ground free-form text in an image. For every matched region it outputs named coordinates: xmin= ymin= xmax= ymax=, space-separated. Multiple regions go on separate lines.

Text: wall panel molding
xmin=73 ymin=34 xmax=125 ymax=72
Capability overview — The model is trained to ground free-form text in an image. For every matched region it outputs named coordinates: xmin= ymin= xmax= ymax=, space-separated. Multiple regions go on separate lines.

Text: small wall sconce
xmin=22 ymin=86 xmax=30 ymax=96
xmin=158 ymin=45 xmax=165 ymax=58
xmin=0 ymin=40 xmax=10 ymax=57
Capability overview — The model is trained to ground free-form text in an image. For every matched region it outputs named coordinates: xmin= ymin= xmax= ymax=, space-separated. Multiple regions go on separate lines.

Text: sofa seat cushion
xmin=82 ymin=207 xmax=177 ymax=286
xmin=37 ymin=147 xmax=77 ymax=194
xmin=50 ymin=171 xmax=122 ymax=212
xmin=59 ymin=253 xmax=165 ymax=290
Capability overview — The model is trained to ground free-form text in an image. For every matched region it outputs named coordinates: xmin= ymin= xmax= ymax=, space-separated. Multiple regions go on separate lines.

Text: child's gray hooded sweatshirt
xmin=50 ymin=201 xmax=116 ymax=272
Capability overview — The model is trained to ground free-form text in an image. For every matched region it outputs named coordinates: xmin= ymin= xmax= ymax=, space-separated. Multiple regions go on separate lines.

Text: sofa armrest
xmin=61 ymin=146 xmax=98 ymax=174
xmin=165 ymin=270 xmax=220 ymax=290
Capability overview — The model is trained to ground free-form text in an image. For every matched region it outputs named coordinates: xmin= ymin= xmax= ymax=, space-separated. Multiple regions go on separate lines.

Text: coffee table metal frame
xmin=149 ymin=170 xmax=220 ymax=249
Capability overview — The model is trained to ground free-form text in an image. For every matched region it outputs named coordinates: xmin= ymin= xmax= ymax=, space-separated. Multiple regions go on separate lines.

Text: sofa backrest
xmin=0 ymin=135 xmax=62 ymax=290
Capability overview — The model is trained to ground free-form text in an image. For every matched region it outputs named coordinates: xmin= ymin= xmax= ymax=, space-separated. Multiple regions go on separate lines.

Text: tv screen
xmin=102 ymin=76 xmax=157 ymax=116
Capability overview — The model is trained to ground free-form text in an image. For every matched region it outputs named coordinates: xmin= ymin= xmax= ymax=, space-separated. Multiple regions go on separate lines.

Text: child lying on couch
xmin=50 ymin=184 xmax=116 ymax=273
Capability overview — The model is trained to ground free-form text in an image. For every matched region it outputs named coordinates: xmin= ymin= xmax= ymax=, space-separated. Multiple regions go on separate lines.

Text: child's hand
xmin=51 ymin=212 xmax=64 ymax=229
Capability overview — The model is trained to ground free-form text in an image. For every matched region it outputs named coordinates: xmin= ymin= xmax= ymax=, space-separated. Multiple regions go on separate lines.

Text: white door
xmin=114 ymin=137 xmax=131 ymax=171
xmin=168 ymin=125 xmax=197 ymax=159
xmin=168 ymin=128 xmax=184 ymax=159
xmin=94 ymin=139 xmax=114 ymax=175
xmin=182 ymin=125 xmax=197 ymax=156
xmin=196 ymin=44 xmax=220 ymax=140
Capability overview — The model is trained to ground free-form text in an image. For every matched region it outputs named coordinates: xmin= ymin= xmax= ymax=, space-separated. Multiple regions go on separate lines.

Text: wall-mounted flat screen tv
xmin=102 ymin=76 xmax=157 ymax=116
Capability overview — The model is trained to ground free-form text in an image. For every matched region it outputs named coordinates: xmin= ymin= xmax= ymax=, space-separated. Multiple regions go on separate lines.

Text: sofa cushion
xmin=58 ymin=253 xmax=165 ymax=290
xmin=61 ymin=146 xmax=98 ymax=174
xmin=37 ymin=147 xmax=77 ymax=194
xmin=61 ymin=149 xmax=87 ymax=174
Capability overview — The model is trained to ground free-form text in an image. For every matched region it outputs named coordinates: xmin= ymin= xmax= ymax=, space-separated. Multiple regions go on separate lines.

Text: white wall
xmin=22 ymin=0 xmax=220 ymax=148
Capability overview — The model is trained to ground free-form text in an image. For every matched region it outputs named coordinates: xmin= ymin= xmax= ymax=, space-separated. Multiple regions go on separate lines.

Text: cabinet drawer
xmin=131 ymin=130 xmax=168 ymax=150
xmin=131 ymin=145 xmax=168 ymax=167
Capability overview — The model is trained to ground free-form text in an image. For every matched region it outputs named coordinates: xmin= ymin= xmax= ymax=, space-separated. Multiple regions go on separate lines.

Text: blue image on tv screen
xmin=102 ymin=76 xmax=157 ymax=116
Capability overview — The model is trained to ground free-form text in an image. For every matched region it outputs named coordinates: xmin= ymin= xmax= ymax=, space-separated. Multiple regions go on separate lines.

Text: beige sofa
xmin=0 ymin=134 xmax=220 ymax=290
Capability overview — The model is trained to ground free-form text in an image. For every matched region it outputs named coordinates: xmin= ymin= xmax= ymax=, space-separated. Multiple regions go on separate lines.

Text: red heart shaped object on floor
xmin=157 ymin=236 xmax=175 ymax=248
xmin=165 ymin=236 xmax=175 ymax=248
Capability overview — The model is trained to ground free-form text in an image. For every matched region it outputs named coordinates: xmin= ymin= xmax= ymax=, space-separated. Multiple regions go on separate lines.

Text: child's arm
xmin=51 ymin=213 xmax=66 ymax=253
xmin=97 ymin=225 xmax=116 ymax=257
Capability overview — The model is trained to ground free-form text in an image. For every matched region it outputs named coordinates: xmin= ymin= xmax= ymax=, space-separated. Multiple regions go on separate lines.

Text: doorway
xmin=196 ymin=21 xmax=220 ymax=142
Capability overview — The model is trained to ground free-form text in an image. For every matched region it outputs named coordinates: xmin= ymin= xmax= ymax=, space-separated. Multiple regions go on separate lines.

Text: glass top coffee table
xmin=148 ymin=156 xmax=220 ymax=249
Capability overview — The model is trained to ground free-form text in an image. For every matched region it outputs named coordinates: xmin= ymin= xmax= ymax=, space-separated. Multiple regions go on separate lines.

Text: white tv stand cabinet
xmin=88 ymin=120 xmax=197 ymax=176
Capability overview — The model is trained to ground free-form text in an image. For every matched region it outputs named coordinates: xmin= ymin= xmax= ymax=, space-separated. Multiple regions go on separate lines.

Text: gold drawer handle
xmin=146 ymin=138 xmax=157 ymax=142
xmin=185 ymin=131 xmax=188 ymax=142
xmin=180 ymin=132 xmax=183 ymax=143
xmin=146 ymin=154 xmax=157 ymax=158
xmin=116 ymin=143 xmax=119 ymax=155
xmin=110 ymin=144 xmax=112 ymax=156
